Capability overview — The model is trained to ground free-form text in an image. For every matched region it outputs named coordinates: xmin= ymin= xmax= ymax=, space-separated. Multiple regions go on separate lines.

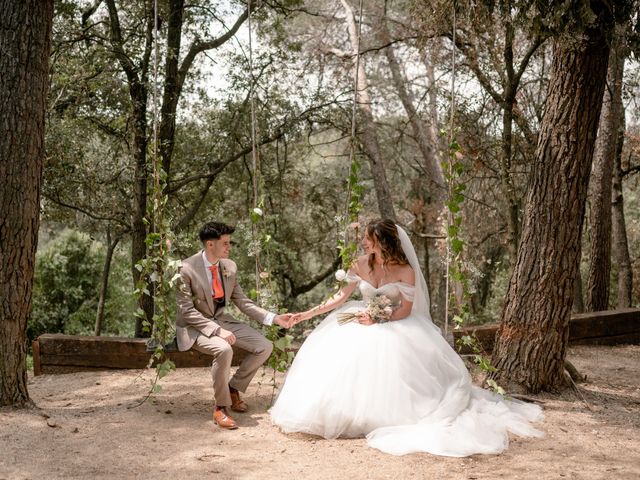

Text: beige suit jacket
xmin=175 ymin=252 xmax=269 ymax=351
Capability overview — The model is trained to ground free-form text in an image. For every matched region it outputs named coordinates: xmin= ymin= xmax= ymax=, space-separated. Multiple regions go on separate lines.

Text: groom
xmin=176 ymin=221 xmax=292 ymax=430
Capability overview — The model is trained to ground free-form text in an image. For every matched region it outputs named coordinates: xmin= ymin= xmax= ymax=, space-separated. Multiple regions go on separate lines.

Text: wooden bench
xmin=32 ymin=334 xmax=254 ymax=376
xmin=453 ymin=308 xmax=640 ymax=354
xmin=33 ymin=308 xmax=640 ymax=374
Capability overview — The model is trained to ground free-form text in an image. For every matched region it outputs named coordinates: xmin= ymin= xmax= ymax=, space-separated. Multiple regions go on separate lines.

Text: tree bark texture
xmin=0 ymin=0 xmax=53 ymax=407
xmin=490 ymin=24 xmax=612 ymax=393
xmin=340 ymin=0 xmax=396 ymax=220
xmin=612 ymin=106 xmax=632 ymax=307
xmin=585 ymin=31 xmax=624 ymax=311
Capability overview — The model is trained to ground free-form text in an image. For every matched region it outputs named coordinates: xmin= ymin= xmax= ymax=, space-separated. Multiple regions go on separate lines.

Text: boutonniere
xmin=222 ymin=266 xmax=231 ymax=279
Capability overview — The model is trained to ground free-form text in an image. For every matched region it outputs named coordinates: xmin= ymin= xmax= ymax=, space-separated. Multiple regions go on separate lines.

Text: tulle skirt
xmin=270 ymin=301 xmax=544 ymax=456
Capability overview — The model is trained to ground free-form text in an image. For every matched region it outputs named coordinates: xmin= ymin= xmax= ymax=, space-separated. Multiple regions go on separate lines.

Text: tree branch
xmin=172 ymin=176 xmax=215 ymax=232
xmin=177 ymin=6 xmax=249 ymax=92
xmin=81 ymin=0 xmax=104 ymax=31
xmin=283 ymin=256 xmax=342 ymax=297
xmin=45 ymin=194 xmax=130 ymax=228
xmin=104 ymin=0 xmax=140 ymax=87
xmin=621 ymin=163 xmax=640 ymax=177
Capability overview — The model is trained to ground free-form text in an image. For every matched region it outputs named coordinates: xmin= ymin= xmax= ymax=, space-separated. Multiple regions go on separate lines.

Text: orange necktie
xmin=209 ymin=264 xmax=224 ymax=300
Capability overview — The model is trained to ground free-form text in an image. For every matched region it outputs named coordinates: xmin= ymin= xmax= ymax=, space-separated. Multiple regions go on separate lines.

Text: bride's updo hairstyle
xmin=366 ymin=219 xmax=409 ymax=271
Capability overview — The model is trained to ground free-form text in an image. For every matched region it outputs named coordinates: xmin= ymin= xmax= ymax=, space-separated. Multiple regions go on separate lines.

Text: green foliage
xmin=260 ymin=323 xmax=295 ymax=404
xmin=31 ymin=228 xmax=136 ymax=340
xmin=443 ymin=135 xmax=502 ymax=393
xmin=30 ymin=229 xmax=102 ymax=340
xmin=265 ymin=325 xmax=295 ymax=373
xmin=135 ymin=155 xmax=180 ymax=395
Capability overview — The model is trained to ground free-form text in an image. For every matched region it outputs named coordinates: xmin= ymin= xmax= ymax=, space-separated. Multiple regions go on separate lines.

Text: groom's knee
xmin=256 ymin=338 xmax=273 ymax=362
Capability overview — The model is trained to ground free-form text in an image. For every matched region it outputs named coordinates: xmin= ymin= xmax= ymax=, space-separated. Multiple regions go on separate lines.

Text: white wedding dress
xmin=270 ymin=228 xmax=543 ymax=457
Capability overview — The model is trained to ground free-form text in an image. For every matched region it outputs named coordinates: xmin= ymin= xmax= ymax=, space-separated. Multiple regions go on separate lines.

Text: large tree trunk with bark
xmin=490 ymin=16 xmax=612 ymax=393
xmin=340 ymin=0 xmax=395 ymax=220
xmin=0 ymin=0 xmax=53 ymax=407
xmin=585 ymin=30 xmax=624 ymax=311
xmin=612 ymin=106 xmax=632 ymax=307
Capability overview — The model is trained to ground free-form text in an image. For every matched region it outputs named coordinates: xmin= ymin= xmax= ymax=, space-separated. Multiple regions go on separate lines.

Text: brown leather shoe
xmin=213 ymin=408 xmax=238 ymax=430
xmin=230 ymin=390 xmax=248 ymax=413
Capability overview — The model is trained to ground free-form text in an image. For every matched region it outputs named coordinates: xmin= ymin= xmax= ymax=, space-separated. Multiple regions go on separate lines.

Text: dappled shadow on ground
xmin=0 ymin=346 xmax=639 ymax=479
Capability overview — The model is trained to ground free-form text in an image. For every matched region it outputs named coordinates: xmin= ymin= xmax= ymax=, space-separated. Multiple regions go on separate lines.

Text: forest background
xmin=25 ymin=0 xmax=640 ymax=372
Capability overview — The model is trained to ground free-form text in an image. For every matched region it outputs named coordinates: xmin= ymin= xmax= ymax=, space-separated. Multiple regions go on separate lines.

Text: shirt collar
xmin=202 ymin=251 xmax=220 ymax=268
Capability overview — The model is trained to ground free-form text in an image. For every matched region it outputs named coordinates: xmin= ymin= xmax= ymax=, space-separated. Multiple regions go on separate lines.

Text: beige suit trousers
xmin=192 ymin=319 xmax=273 ymax=407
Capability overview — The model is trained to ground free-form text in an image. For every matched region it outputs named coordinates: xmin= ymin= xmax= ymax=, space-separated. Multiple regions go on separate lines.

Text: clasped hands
xmin=218 ymin=310 xmax=374 ymax=345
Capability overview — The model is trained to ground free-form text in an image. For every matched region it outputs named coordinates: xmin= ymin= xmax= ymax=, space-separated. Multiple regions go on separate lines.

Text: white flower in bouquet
xmin=335 ymin=269 xmax=347 ymax=281
xmin=337 ymin=294 xmax=395 ymax=325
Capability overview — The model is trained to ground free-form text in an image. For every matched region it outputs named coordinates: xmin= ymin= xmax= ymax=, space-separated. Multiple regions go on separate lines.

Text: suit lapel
xmin=220 ymin=258 xmax=232 ymax=304
xmin=192 ymin=251 xmax=215 ymax=314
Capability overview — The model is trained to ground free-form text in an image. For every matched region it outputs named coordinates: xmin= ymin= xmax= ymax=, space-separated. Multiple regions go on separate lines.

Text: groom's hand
xmin=290 ymin=313 xmax=304 ymax=326
xmin=274 ymin=313 xmax=293 ymax=328
xmin=217 ymin=328 xmax=236 ymax=345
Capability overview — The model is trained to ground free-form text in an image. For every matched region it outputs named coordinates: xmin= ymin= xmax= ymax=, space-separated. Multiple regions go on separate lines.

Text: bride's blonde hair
xmin=366 ymin=219 xmax=409 ymax=271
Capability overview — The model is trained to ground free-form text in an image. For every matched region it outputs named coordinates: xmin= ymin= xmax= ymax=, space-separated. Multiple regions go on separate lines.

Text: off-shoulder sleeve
xmin=345 ymin=272 xmax=361 ymax=283
xmin=396 ymin=282 xmax=415 ymax=301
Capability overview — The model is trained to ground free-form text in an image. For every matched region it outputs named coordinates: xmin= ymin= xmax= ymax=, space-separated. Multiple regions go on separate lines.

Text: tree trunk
xmin=105 ymin=0 xmax=155 ymax=337
xmin=131 ymin=86 xmax=153 ymax=338
xmin=95 ymin=230 xmax=122 ymax=336
xmin=0 ymin=0 xmax=53 ymax=407
xmin=159 ymin=0 xmax=185 ymax=179
xmin=380 ymin=20 xmax=445 ymax=204
xmin=612 ymin=106 xmax=632 ymax=307
xmin=340 ymin=0 xmax=395 ymax=220
xmin=585 ymin=30 xmax=624 ymax=311
xmin=490 ymin=17 xmax=612 ymax=393
xmin=500 ymin=17 xmax=522 ymax=261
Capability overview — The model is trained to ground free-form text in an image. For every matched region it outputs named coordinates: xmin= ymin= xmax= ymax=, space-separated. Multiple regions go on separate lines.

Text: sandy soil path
xmin=1 ymin=344 xmax=639 ymax=479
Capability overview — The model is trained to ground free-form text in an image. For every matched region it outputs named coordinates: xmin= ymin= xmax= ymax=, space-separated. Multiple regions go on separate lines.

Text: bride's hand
xmin=291 ymin=311 xmax=312 ymax=326
xmin=356 ymin=312 xmax=374 ymax=326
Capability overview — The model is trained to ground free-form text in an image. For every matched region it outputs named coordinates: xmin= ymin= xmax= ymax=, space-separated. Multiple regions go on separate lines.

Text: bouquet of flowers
xmin=337 ymin=294 xmax=395 ymax=325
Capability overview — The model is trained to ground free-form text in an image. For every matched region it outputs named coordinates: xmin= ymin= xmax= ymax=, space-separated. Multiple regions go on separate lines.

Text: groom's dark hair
xmin=199 ymin=222 xmax=235 ymax=242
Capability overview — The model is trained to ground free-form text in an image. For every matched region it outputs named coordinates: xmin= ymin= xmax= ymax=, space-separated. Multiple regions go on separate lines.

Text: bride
xmin=270 ymin=218 xmax=543 ymax=457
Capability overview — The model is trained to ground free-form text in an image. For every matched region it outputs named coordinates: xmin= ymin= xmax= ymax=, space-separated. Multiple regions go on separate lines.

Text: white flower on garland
xmin=335 ymin=269 xmax=347 ymax=281
xmin=253 ymin=207 xmax=263 ymax=216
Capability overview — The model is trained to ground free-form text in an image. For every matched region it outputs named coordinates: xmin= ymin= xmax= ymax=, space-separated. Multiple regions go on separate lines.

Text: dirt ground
xmin=1 ymin=344 xmax=639 ymax=480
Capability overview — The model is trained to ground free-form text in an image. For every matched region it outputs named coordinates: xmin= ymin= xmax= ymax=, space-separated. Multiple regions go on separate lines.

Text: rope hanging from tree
xmin=444 ymin=4 xmax=457 ymax=338
xmin=339 ymin=0 xmax=365 ymax=270
xmin=247 ymin=0 xmax=262 ymax=296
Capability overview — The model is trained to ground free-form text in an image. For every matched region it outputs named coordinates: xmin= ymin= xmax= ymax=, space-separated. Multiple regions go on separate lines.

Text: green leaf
xmin=157 ymin=359 xmax=175 ymax=379
xmin=451 ymin=238 xmax=464 ymax=254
